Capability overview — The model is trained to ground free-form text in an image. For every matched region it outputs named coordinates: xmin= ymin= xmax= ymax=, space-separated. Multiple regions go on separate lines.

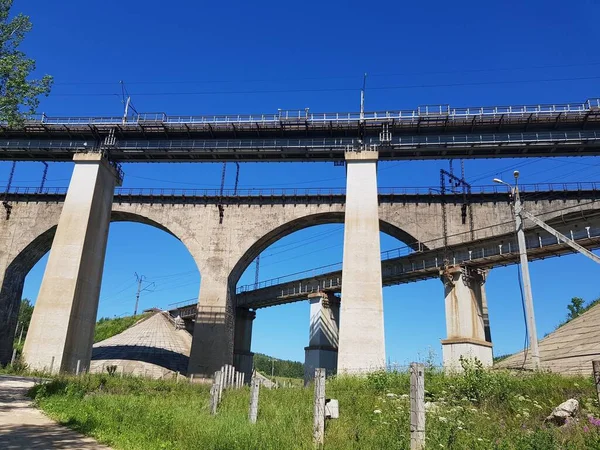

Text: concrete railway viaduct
xmin=1 ymin=97 xmax=600 ymax=380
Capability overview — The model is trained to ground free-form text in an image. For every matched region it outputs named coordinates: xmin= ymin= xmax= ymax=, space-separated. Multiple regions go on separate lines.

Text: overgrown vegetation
xmin=94 ymin=314 xmax=151 ymax=343
xmin=29 ymin=363 xmax=600 ymax=449
xmin=253 ymin=352 xmax=303 ymax=379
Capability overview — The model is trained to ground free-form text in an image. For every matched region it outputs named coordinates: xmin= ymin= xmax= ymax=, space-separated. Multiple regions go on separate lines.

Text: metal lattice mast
xmin=234 ymin=162 xmax=240 ymax=195
xmin=38 ymin=162 xmax=48 ymax=193
xmin=254 ymin=255 xmax=260 ymax=289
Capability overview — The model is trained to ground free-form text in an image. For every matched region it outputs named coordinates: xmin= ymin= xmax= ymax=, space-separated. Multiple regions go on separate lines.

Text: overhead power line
xmin=52 ymin=61 xmax=600 ymax=86
xmin=49 ymin=75 xmax=600 ymax=97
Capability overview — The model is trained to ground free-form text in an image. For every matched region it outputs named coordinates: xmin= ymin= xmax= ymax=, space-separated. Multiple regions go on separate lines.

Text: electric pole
xmin=494 ymin=171 xmax=540 ymax=370
xmin=134 ymin=273 xmax=154 ymax=316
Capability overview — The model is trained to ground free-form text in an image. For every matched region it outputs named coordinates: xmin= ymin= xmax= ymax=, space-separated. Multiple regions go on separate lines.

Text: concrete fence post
xmin=49 ymin=356 xmax=55 ymax=375
xmin=313 ymin=368 xmax=326 ymax=446
xmin=211 ymin=370 xmax=221 ymax=415
xmin=10 ymin=348 xmax=17 ymax=366
xmin=218 ymin=369 xmax=224 ymax=403
xmin=410 ymin=363 xmax=425 ymax=450
xmin=241 ymin=372 xmax=245 ymax=386
xmin=249 ymin=376 xmax=260 ymax=424
xmin=593 ymin=361 xmax=600 ymax=407
xmin=190 ymin=373 xmax=194 ymax=383
xmin=75 ymin=359 xmax=81 ymax=376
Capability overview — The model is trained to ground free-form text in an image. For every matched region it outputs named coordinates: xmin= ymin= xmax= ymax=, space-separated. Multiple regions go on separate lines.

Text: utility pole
xmin=494 ymin=171 xmax=540 ymax=370
xmin=134 ymin=273 xmax=154 ymax=316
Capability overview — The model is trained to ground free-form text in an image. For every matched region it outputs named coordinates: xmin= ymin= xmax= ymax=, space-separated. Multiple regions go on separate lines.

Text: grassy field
xmin=29 ymin=362 xmax=600 ymax=449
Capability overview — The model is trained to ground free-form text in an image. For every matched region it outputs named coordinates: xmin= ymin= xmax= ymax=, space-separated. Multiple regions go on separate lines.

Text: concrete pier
xmin=187 ymin=272 xmax=235 ymax=377
xmin=23 ymin=153 xmax=117 ymax=373
xmin=304 ymin=292 xmax=340 ymax=384
xmin=233 ymin=307 xmax=255 ymax=383
xmin=439 ymin=265 xmax=493 ymax=371
xmin=338 ymin=149 xmax=386 ymax=374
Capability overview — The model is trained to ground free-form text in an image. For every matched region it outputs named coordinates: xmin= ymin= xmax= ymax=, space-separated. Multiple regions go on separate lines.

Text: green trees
xmin=0 ymin=0 xmax=52 ymax=125
xmin=566 ymin=297 xmax=586 ymax=322
xmin=16 ymin=298 xmax=33 ymax=336
xmin=253 ymin=353 xmax=304 ymax=379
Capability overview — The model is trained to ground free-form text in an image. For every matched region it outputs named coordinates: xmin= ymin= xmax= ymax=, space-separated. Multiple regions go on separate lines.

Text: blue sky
xmin=2 ymin=0 xmax=600 ymax=364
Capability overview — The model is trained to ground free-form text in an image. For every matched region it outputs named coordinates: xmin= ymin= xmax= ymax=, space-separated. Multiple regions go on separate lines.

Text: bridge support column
xmin=338 ymin=149 xmax=385 ymax=374
xmin=0 ymin=267 xmax=26 ymax=366
xmin=304 ymin=292 xmax=340 ymax=385
xmin=187 ymin=273 xmax=235 ymax=378
xmin=233 ymin=307 xmax=255 ymax=383
xmin=23 ymin=153 xmax=118 ymax=373
xmin=440 ymin=265 xmax=493 ymax=372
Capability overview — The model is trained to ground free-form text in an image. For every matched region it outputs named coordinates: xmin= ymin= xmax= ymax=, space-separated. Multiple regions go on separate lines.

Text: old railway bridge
xmin=0 ymin=97 xmax=599 ymax=380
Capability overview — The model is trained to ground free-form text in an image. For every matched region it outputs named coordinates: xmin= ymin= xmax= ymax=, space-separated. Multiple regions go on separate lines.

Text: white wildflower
xmin=438 ymin=416 xmax=448 ymax=423
xmin=373 ymin=409 xmax=382 ymax=414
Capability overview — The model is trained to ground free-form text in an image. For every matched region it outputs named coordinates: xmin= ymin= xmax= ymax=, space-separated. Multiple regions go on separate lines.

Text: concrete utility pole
xmin=494 ymin=171 xmax=540 ymax=370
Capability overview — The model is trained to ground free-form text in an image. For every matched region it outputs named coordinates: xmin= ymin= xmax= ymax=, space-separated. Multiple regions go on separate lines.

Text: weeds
xmin=29 ymin=368 xmax=600 ymax=449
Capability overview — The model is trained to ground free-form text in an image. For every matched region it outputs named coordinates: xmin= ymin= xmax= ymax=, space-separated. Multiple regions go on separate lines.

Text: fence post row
xmin=313 ymin=368 xmax=326 ymax=446
xmin=410 ymin=363 xmax=425 ymax=450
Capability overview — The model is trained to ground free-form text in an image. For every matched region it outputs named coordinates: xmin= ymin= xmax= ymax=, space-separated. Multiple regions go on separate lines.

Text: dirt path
xmin=0 ymin=375 xmax=112 ymax=449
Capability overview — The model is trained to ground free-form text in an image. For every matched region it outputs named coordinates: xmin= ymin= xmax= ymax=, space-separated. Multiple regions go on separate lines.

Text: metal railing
xmin=2 ymin=182 xmax=599 ymax=199
xmin=22 ymin=98 xmax=600 ymax=127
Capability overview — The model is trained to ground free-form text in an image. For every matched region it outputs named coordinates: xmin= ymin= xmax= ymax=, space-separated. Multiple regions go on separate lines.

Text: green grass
xmin=94 ymin=314 xmax=151 ymax=343
xmin=29 ymin=362 xmax=600 ymax=449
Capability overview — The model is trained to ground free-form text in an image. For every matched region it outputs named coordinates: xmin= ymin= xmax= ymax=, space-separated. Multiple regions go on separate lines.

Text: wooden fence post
xmin=210 ymin=371 xmax=221 ymax=415
xmin=249 ymin=376 xmax=260 ymax=423
xmin=593 ymin=361 xmax=600 ymax=407
xmin=410 ymin=362 xmax=425 ymax=450
xmin=313 ymin=367 xmax=326 ymax=446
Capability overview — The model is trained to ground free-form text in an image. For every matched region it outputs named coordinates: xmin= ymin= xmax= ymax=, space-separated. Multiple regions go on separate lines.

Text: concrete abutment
xmin=440 ymin=265 xmax=493 ymax=371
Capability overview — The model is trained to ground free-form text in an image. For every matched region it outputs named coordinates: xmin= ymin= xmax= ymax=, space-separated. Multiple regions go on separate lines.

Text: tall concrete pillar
xmin=23 ymin=153 xmax=118 ymax=373
xmin=338 ymin=149 xmax=385 ymax=374
xmin=304 ymin=292 xmax=339 ymax=385
xmin=187 ymin=272 xmax=235 ymax=378
xmin=233 ymin=307 xmax=255 ymax=383
xmin=439 ymin=265 xmax=493 ymax=371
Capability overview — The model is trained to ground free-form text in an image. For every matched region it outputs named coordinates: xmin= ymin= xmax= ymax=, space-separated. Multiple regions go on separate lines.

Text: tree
xmin=566 ymin=297 xmax=585 ymax=322
xmin=17 ymin=298 xmax=33 ymax=336
xmin=0 ymin=0 xmax=52 ymax=125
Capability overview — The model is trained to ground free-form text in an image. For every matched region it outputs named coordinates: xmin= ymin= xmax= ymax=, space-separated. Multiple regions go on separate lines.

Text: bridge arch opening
xmin=0 ymin=212 xmax=200 ymax=372
xmin=231 ymin=215 xmax=415 ymax=373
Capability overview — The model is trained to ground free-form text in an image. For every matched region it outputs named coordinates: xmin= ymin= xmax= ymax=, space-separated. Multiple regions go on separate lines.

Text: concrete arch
xmin=0 ymin=208 xmax=197 ymax=366
xmin=229 ymin=211 xmax=425 ymax=286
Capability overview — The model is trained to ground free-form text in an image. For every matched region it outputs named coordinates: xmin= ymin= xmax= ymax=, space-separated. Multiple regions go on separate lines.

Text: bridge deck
xmin=1 ymin=99 xmax=599 ymax=161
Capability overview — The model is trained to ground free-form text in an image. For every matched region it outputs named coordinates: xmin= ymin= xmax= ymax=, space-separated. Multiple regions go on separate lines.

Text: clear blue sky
xmin=2 ymin=0 xmax=600 ymax=364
